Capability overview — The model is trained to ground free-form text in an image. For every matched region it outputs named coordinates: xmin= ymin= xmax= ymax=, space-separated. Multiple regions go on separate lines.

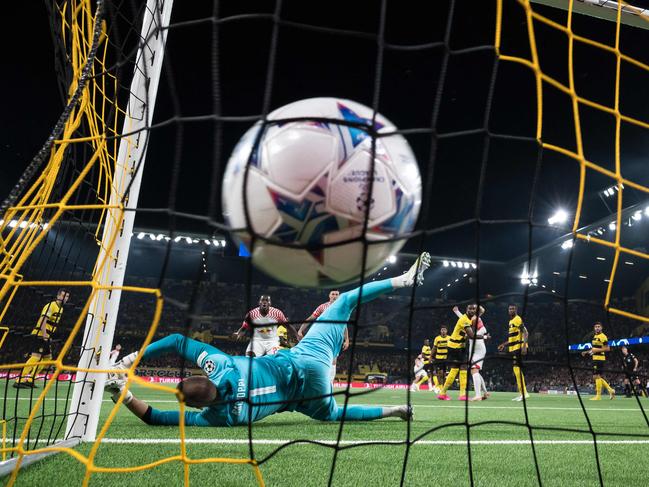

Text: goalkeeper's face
xmin=178 ymin=376 xmax=219 ymax=408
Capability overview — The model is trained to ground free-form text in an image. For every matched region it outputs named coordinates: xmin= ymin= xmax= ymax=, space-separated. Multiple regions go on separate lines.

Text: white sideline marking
xmin=98 ymin=438 xmax=649 ymax=446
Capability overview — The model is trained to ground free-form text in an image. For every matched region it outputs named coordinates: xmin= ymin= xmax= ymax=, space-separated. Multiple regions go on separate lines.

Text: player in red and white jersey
xmin=233 ymin=295 xmax=292 ymax=357
xmin=298 ymin=289 xmax=348 ymax=381
xmin=410 ymin=354 xmax=430 ymax=392
xmin=453 ymin=305 xmax=490 ymax=401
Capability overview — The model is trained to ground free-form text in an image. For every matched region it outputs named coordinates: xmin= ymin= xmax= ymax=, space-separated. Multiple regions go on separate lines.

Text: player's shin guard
xmin=441 ymin=368 xmax=459 ymax=394
xmin=459 ymin=370 xmax=467 ymax=396
xmin=513 ymin=366 xmax=527 ymax=395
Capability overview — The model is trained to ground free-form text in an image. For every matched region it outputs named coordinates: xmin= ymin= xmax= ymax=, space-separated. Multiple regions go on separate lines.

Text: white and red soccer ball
xmin=222 ymin=97 xmax=421 ymax=287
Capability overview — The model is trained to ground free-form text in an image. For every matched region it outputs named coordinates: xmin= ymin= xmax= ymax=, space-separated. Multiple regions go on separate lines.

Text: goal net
xmin=1 ymin=0 xmax=649 ymax=485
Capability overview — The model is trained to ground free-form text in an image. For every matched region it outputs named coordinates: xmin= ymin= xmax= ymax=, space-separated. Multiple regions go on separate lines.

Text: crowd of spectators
xmin=1 ymin=275 xmax=647 ymax=394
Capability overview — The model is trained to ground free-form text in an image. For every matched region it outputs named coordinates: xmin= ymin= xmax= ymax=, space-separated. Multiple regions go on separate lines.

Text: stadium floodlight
xmin=387 ymin=255 xmax=397 ymax=264
xmin=632 ymin=210 xmax=642 ymax=221
xmin=470 ymin=263 xmax=477 ymax=269
xmin=455 ymin=261 xmax=463 ymax=268
xmin=609 ymin=221 xmax=616 ymax=230
xmin=463 ymin=262 xmax=470 ymax=269
xmin=443 ymin=260 xmax=449 ymax=267
xmin=561 ymin=240 xmax=573 ymax=249
xmin=155 ymin=233 xmax=165 ymax=241
xmin=148 ymin=234 xmax=156 ymax=241
xmin=450 ymin=261 xmax=457 ymax=267
xmin=548 ymin=209 xmax=569 ymax=225
xmin=8 ymin=220 xmax=17 ymax=228
xmin=645 ymin=206 xmax=649 ymax=217
xmin=220 ymin=239 xmax=227 ymax=247
xmin=137 ymin=232 xmax=145 ymax=239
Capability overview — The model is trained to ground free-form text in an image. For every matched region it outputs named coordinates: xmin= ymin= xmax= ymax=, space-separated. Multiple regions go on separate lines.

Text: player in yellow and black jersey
xmin=437 ymin=305 xmax=477 ymax=400
xmin=581 ymin=322 xmax=615 ymax=400
xmin=498 ymin=304 xmax=529 ymax=401
xmin=431 ymin=327 xmax=448 ymax=392
xmin=14 ymin=289 xmax=70 ymax=388
xmin=420 ymin=339 xmax=434 ymax=390
xmin=278 ymin=324 xmax=291 ymax=349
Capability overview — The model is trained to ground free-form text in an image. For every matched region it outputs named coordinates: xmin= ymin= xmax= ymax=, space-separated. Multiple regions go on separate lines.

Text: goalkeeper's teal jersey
xmin=142 ymin=278 xmax=396 ymax=426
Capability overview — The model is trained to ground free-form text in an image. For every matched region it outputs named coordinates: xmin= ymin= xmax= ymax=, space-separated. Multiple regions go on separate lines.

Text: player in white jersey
xmin=453 ymin=305 xmax=490 ymax=401
xmin=109 ymin=344 xmax=122 ymax=366
xmin=233 ymin=295 xmax=291 ymax=357
xmin=298 ymin=289 xmax=348 ymax=381
xmin=410 ymin=355 xmax=429 ymax=391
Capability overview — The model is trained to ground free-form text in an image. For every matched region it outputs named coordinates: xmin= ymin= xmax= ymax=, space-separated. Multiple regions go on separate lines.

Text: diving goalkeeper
xmin=106 ymin=253 xmax=431 ymax=426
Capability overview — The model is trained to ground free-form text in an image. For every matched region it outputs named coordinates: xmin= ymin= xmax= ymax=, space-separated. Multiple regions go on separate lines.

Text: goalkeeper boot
xmin=396 ymin=252 xmax=431 ymax=288
xmin=394 ymin=405 xmax=413 ymax=421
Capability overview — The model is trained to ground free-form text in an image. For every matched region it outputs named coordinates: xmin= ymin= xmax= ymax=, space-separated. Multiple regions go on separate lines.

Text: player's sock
xmin=416 ymin=375 xmax=428 ymax=387
xmin=595 ymin=378 xmax=602 ymax=397
xmin=624 ymin=383 xmax=631 ymax=397
xmin=459 ymin=370 xmax=467 ymax=396
xmin=513 ymin=366 xmax=527 ymax=396
xmin=472 ymin=372 xmax=482 ymax=398
xmin=17 ymin=356 xmax=41 ymax=383
xmin=601 ymin=378 xmax=614 ymax=395
xmin=33 ymin=354 xmax=52 ymax=381
xmin=392 ymin=252 xmax=431 ymax=288
xmin=433 ymin=375 xmax=440 ymax=388
xmin=441 ymin=368 xmax=458 ymax=394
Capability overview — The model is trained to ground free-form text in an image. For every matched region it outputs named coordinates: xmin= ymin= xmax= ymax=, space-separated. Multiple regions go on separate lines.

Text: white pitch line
xmin=98 ymin=438 xmax=649 ymax=446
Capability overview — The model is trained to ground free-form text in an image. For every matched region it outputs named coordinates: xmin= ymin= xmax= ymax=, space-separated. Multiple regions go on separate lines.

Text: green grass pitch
xmin=3 ymin=384 xmax=649 ymax=486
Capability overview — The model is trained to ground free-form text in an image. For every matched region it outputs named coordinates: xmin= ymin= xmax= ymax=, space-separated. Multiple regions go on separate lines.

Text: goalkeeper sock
xmin=595 ymin=378 xmax=602 ymax=397
xmin=459 ymin=370 xmax=467 ymax=396
xmin=441 ymin=368 xmax=458 ymax=394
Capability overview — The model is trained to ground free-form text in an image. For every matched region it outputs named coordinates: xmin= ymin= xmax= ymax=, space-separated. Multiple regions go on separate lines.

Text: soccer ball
xmin=222 ymin=97 xmax=421 ymax=287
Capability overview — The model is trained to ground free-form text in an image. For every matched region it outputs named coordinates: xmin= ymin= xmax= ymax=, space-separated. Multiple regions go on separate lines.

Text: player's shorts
xmin=469 ymin=340 xmax=487 ymax=370
xmin=446 ymin=347 xmax=467 ymax=367
xmin=25 ymin=335 xmax=52 ymax=356
xmin=415 ymin=369 xmax=427 ymax=381
xmin=508 ymin=350 xmax=523 ymax=367
xmin=246 ymin=339 xmax=280 ymax=357
xmin=592 ymin=360 xmax=605 ymax=375
xmin=423 ymin=361 xmax=433 ymax=376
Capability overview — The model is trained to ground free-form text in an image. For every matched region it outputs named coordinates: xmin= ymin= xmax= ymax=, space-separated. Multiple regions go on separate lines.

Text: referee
xmin=621 ymin=346 xmax=645 ymax=398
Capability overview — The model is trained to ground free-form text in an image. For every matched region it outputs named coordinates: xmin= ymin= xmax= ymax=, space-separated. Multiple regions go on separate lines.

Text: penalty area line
xmin=98 ymin=438 xmax=649 ymax=446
